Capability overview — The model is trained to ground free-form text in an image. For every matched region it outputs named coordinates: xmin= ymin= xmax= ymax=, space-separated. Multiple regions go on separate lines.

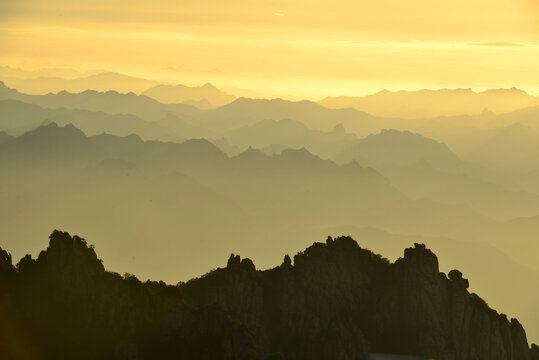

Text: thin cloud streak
xmin=468 ymin=41 xmax=527 ymax=47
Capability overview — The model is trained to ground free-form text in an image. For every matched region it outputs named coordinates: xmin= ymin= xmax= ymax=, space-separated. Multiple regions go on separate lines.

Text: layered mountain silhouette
xmin=2 ymin=123 xmax=539 ymax=344
xmin=196 ymin=97 xmax=378 ymax=134
xmin=332 ymin=129 xmax=539 ymax=221
xmin=2 ymin=76 xmax=539 ymax=349
xmin=1 ymin=231 xmax=538 ymax=360
xmin=0 ymin=99 xmax=177 ymax=140
xmin=0 ymin=123 xmax=491 ymax=277
xmin=224 ymin=119 xmax=357 ymax=158
xmin=0 ymin=81 xmax=199 ymax=123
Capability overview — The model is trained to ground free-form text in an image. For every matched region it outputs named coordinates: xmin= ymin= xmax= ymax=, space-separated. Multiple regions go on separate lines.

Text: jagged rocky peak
xmin=17 ymin=230 xmax=106 ymax=283
xmin=281 ymin=254 xmax=292 ymax=268
xmin=227 ymin=253 xmax=256 ymax=272
xmin=399 ymin=242 xmax=440 ymax=274
xmin=1 ymin=232 xmax=538 ymax=360
xmin=0 ymin=247 xmax=14 ymax=273
xmin=448 ymin=269 xmax=470 ymax=289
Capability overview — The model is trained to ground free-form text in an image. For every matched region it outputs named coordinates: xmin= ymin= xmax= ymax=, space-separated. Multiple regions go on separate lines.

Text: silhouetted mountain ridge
xmin=1 ymin=231 xmax=537 ymax=360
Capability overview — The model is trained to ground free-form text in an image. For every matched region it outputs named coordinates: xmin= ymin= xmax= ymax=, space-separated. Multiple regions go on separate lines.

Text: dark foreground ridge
xmin=0 ymin=231 xmax=538 ymax=360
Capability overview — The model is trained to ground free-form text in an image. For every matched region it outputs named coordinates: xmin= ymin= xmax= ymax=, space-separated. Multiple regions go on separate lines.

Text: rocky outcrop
xmin=182 ymin=239 xmax=538 ymax=360
xmin=0 ymin=231 xmax=257 ymax=360
xmin=0 ymin=232 xmax=536 ymax=360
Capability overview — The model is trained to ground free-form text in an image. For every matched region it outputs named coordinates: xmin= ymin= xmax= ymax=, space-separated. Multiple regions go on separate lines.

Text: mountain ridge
xmin=1 ymin=230 xmax=537 ymax=360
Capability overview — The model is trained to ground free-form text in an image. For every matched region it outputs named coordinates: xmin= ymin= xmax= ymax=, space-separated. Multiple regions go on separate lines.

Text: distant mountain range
xmin=334 ymin=129 xmax=462 ymax=170
xmin=333 ymin=129 xmax=539 ymax=221
xmin=0 ymin=99 xmax=178 ymax=140
xmin=0 ymin=71 xmax=160 ymax=94
xmin=142 ymin=83 xmax=236 ymax=108
xmin=0 ymin=69 xmax=237 ymax=109
xmin=0 ymin=81 xmax=199 ymax=122
xmin=1 ymin=119 xmax=539 ymax=342
xmin=0 ymin=123 xmax=491 ymax=275
xmin=319 ymin=88 xmax=539 ymax=118
xmin=224 ymin=119 xmax=357 ymax=158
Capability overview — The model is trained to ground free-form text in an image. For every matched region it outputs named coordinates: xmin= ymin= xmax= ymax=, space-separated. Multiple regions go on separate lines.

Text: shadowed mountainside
xmin=0 ymin=231 xmax=538 ymax=360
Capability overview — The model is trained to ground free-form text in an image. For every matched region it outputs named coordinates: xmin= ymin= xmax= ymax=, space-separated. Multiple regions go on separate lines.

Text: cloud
xmin=273 ymin=13 xmax=285 ymax=17
xmin=467 ymin=42 xmax=526 ymax=47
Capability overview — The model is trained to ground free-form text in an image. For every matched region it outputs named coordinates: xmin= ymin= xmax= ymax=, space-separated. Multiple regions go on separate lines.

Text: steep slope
xmin=1 ymin=232 xmax=537 ymax=359
xmin=0 ymin=230 xmax=257 ymax=360
xmin=184 ymin=237 xmax=538 ymax=360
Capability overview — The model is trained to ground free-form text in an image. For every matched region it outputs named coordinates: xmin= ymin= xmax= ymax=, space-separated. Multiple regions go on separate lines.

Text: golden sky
xmin=0 ymin=0 xmax=538 ymax=97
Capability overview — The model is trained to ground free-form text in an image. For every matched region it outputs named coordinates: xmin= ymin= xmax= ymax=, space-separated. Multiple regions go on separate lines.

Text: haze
xmin=1 ymin=0 xmax=538 ymax=97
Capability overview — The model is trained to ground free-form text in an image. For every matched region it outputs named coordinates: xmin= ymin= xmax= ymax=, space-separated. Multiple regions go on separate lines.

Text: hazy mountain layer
xmin=224 ymin=119 xmax=357 ymax=158
xmin=0 ymin=99 xmax=179 ymax=140
xmin=333 ymin=129 xmax=539 ymax=220
xmin=319 ymin=88 xmax=539 ymax=118
xmin=0 ymin=71 xmax=160 ymax=94
xmin=142 ymin=83 xmax=236 ymax=108
xmin=1 ymin=231 xmax=537 ymax=360
xmin=1 ymin=123 xmax=539 ymax=342
xmin=0 ymin=81 xmax=199 ymax=123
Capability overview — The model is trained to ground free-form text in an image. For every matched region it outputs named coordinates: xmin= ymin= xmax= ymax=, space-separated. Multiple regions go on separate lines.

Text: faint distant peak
xmin=332 ymin=123 xmax=346 ymax=133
